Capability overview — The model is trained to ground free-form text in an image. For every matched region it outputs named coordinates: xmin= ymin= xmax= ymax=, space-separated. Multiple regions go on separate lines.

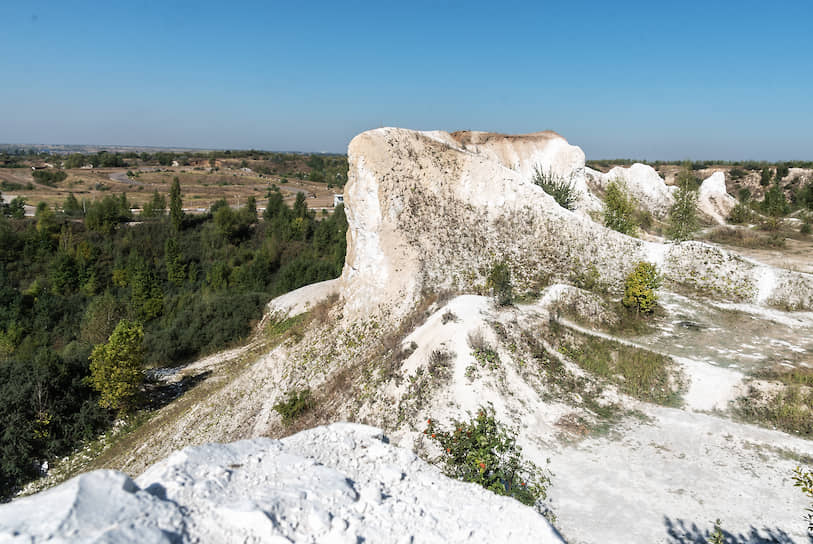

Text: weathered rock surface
xmin=339 ymin=128 xmax=813 ymax=320
xmin=0 ymin=424 xmax=563 ymax=543
xmin=586 ymin=162 xmax=676 ymax=217
xmin=698 ymin=171 xmax=738 ymax=224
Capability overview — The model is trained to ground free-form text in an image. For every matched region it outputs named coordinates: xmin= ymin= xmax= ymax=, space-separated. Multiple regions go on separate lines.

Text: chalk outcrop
xmin=339 ymin=128 xmax=813 ymax=320
xmin=586 ymin=163 xmax=676 ymax=218
xmin=698 ymin=171 xmax=737 ymax=224
xmin=0 ymin=424 xmax=563 ymax=543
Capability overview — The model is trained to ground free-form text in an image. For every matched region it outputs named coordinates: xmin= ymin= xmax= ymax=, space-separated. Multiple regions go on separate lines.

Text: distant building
xmin=333 ymin=194 xmax=344 ymax=207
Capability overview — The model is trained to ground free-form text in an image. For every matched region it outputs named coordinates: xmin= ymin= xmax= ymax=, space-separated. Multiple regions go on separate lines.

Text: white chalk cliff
xmin=698 ymin=171 xmax=738 ymax=224
xmin=339 ymin=128 xmax=813 ymax=320
xmin=0 ymin=424 xmax=563 ymax=543
xmin=585 ymin=162 xmax=676 ymax=217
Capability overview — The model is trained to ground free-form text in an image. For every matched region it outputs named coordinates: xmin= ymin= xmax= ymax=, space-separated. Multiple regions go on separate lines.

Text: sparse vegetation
xmin=424 ymin=405 xmax=552 ymax=509
xmin=706 ymin=519 xmax=726 ymax=544
xmin=551 ymin=326 xmax=683 ymax=407
xmin=32 ymin=169 xmax=67 ymax=186
xmin=397 ymin=348 xmax=455 ymax=424
xmin=441 ymin=309 xmax=458 ymax=324
xmin=467 ymin=329 xmax=501 ymax=371
xmin=727 ymin=202 xmax=753 ymax=224
xmin=532 ymin=166 xmax=579 ymax=210
xmin=702 ymin=226 xmax=786 ymax=249
xmin=734 ymin=383 xmax=813 ymax=437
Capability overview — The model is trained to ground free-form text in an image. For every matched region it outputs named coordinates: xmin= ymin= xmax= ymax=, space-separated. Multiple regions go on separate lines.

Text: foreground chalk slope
xmin=0 ymin=423 xmax=563 ymax=543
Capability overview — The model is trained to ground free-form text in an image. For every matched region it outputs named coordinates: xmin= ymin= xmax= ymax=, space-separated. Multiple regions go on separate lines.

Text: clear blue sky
xmin=1 ymin=0 xmax=811 ymax=159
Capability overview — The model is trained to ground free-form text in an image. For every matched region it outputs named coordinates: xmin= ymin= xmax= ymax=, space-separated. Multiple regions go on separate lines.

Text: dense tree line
xmin=0 ymin=185 xmax=346 ymax=497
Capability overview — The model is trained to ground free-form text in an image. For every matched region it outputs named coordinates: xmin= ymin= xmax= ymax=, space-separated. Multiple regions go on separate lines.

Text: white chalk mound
xmin=698 ymin=171 xmax=737 ymax=224
xmin=586 ymin=163 xmax=676 ymax=218
xmin=0 ymin=423 xmax=563 ymax=544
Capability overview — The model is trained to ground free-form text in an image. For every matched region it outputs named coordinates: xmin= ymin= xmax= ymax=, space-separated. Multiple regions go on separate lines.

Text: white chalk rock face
xmin=586 ymin=163 xmax=676 ymax=218
xmin=339 ymin=127 xmax=813 ymax=319
xmin=698 ymin=171 xmax=737 ymax=225
xmin=0 ymin=424 xmax=564 ymax=544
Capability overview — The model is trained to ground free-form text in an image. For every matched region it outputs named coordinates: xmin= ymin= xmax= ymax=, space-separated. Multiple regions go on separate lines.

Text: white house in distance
xmin=333 ymin=194 xmax=344 ymax=207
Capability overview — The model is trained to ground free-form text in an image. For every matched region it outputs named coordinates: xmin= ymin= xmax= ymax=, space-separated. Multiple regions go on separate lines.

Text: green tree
xmin=214 ymin=204 xmax=251 ymax=242
xmin=63 ymin=193 xmax=83 ymax=217
xmin=88 ymin=320 xmax=144 ymax=413
xmin=169 ymin=177 xmax=184 ymax=231
xmin=80 ymin=291 xmax=124 ymax=345
xmin=762 ymin=182 xmax=790 ymax=217
xmin=245 ymin=195 xmax=258 ymax=223
xmin=666 ymin=171 xmax=699 ymax=241
xmin=141 ymin=190 xmax=166 ymax=218
xmin=164 ymin=237 xmax=186 ymax=285
xmin=622 ymin=261 xmax=661 ymax=315
xmin=604 ymin=179 xmax=638 ymax=235
xmin=293 ymin=191 xmax=308 ymax=219
xmin=760 ymin=167 xmax=773 ymax=187
xmin=35 ymin=202 xmax=59 ymax=235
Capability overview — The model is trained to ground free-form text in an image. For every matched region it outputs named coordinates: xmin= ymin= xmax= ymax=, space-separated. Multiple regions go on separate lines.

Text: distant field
xmin=0 ymin=165 xmax=340 ymax=215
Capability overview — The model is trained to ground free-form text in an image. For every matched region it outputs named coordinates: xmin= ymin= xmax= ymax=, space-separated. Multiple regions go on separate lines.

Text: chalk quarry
xmin=5 ymin=128 xmax=813 ymax=543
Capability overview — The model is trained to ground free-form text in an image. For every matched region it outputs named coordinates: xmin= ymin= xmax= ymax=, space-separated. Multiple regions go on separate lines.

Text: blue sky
xmin=1 ymin=1 xmax=811 ymax=159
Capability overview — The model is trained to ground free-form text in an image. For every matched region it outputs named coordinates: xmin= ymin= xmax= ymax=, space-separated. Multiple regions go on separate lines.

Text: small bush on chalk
xmin=273 ymin=388 xmax=312 ymax=426
xmin=622 ymin=261 xmax=661 ymax=315
xmin=533 ymin=166 xmax=579 ymax=211
xmin=424 ymin=404 xmax=552 ymax=510
xmin=487 ymin=260 xmax=513 ymax=306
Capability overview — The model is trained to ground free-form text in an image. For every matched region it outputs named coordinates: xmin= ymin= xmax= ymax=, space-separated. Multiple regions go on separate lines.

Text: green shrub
xmin=622 ymin=261 xmax=661 ymax=315
xmin=532 ymin=167 xmax=579 ymax=210
xmin=727 ymin=202 xmax=752 ymax=224
xmin=761 ymin=182 xmax=790 ymax=217
xmin=760 ymin=167 xmax=773 ymax=187
xmin=424 ymin=405 xmax=552 ymax=509
xmin=32 ymin=169 xmax=67 ymax=186
xmin=603 ymin=179 xmax=638 ymax=235
xmin=487 ymin=260 xmax=513 ymax=306
xmin=791 ymin=466 xmax=813 ymax=531
xmin=273 ymin=388 xmax=312 ymax=426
